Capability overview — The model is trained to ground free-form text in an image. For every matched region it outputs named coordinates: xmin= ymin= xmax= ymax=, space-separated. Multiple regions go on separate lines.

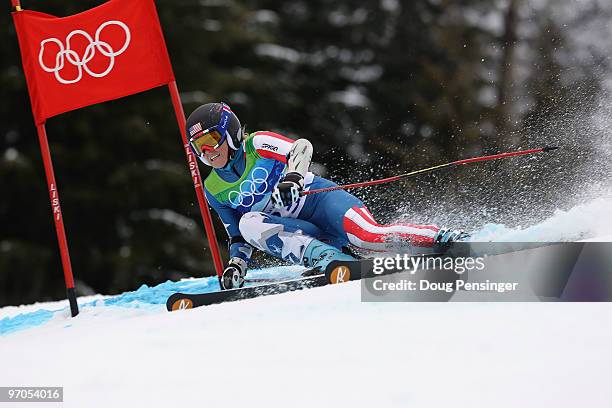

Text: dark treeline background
xmin=1 ymin=0 xmax=611 ymax=306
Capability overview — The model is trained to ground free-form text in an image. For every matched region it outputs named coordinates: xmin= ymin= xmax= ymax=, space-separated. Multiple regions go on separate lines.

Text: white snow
xmin=202 ymin=19 xmax=222 ymax=32
xmin=1 ymin=282 xmax=611 ymax=407
xmin=3 ymin=147 xmax=19 ymax=161
xmin=380 ymin=0 xmax=400 ymax=13
xmin=0 ymin=295 xmax=106 ymax=320
xmin=179 ymin=90 xmax=210 ymax=104
xmin=339 ymin=65 xmax=383 ymax=83
xmin=252 ymin=10 xmax=279 ymax=25
xmin=472 ymin=196 xmax=612 ymax=242
xmin=142 ymin=208 xmax=199 ymax=232
xmin=254 ymin=44 xmax=301 ymax=63
xmin=329 ymin=86 xmax=371 ymax=108
xmin=2 ymin=186 xmax=611 ymax=408
xmin=328 ymin=8 xmax=368 ymax=27
xmin=2 ymin=194 xmax=612 ymax=406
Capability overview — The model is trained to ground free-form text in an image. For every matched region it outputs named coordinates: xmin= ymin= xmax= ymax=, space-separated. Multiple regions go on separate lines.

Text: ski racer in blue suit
xmin=186 ymin=102 xmax=467 ymax=289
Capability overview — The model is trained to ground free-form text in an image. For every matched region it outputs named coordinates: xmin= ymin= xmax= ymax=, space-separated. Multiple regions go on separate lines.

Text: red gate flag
xmin=12 ymin=0 xmax=174 ymax=124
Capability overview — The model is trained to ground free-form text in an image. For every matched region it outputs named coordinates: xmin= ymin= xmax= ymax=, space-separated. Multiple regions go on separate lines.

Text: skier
xmin=187 ymin=102 xmax=468 ymax=289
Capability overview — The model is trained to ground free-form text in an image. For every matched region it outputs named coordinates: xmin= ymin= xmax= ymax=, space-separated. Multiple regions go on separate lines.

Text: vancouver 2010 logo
xmin=228 ymin=167 xmax=271 ymax=208
xmin=38 ymin=20 xmax=131 ymax=84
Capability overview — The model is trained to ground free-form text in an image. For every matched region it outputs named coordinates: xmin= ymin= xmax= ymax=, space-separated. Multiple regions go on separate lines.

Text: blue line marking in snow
xmin=0 ymin=309 xmax=56 ymax=336
xmin=0 ymin=266 xmax=303 ymax=336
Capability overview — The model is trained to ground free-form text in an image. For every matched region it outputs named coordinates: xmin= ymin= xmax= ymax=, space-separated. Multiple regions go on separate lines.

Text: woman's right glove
xmin=271 ymin=172 xmax=304 ymax=209
xmin=221 ymin=257 xmax=247 ymax=290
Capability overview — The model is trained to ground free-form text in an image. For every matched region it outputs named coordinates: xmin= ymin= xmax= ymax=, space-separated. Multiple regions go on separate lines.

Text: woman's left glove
xmin=220 ymin=257 xmax=247 ymax=290
xmin=272 ymin=172 xmax=304 ymax=208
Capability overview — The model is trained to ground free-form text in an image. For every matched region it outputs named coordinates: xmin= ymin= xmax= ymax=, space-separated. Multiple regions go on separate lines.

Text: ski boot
xmin=434 ymin=228 xmax=470 ymax=244
xmin=220 ymin=257 xmax=247 ymax=290
xmin=302 ymin=240 xmax=356 ymax=274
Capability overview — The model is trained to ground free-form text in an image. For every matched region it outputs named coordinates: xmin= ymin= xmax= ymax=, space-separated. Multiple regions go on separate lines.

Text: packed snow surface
xmin=1 ymin=198 xmax=611 ymax=407
xmin=1 ymin=283 xmax=611 ymax=408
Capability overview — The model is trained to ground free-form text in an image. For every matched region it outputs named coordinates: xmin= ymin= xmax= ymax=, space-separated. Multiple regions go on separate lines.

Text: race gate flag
xmin=9 ymin=0 xmax=225 ymax=317
xmin=12 ymin=0 xmax=174 ymax=124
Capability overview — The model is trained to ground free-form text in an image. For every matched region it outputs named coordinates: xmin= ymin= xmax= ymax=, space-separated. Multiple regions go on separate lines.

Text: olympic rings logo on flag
xmin=228 ymin=167 xmax=271 ymax=208
xmin=38 ymin=20 xmax=131 ymax=85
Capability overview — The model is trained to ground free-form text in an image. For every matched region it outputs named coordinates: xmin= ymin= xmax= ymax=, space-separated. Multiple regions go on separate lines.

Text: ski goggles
xmin=188 ymin=103 xmax=232 ymax=154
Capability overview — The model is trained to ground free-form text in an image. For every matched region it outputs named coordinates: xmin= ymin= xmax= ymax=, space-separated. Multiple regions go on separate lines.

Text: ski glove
xmin=271 ymin=172 xmax=304 ymax=208
xmin=221 ymin=257 xmax=247 ymax=290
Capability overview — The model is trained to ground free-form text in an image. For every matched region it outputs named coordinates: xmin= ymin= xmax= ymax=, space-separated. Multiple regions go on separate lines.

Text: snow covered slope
xmin=1 ymin=281 xmax=611 ymax=408
xmin=471 ymin=196 xmax=612 ymax=242
xmin=1 ymin=198 xmax=611 ymax=407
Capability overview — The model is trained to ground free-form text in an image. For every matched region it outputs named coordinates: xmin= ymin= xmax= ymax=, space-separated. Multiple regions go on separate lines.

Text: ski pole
xmin=302 ymin=146 xmax=558 ymax=196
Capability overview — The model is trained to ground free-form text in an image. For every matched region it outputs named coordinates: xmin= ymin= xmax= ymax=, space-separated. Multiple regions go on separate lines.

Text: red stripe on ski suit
xmin=342 ymin=207 xmax=438 ymax=248
xmin=253 ymin=131 xmax=293 ymax=163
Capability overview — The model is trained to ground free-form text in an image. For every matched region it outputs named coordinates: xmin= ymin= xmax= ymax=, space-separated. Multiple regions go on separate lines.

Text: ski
xmin=166 ymin=253 xmax=455 ymax=311
xmin=167 ymin=274 xmax=328 ymax=311
xmin=166 ymin=258 xmax=396 ymax=311
xmin=244 ymin=278 xmax=283 ymax=284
